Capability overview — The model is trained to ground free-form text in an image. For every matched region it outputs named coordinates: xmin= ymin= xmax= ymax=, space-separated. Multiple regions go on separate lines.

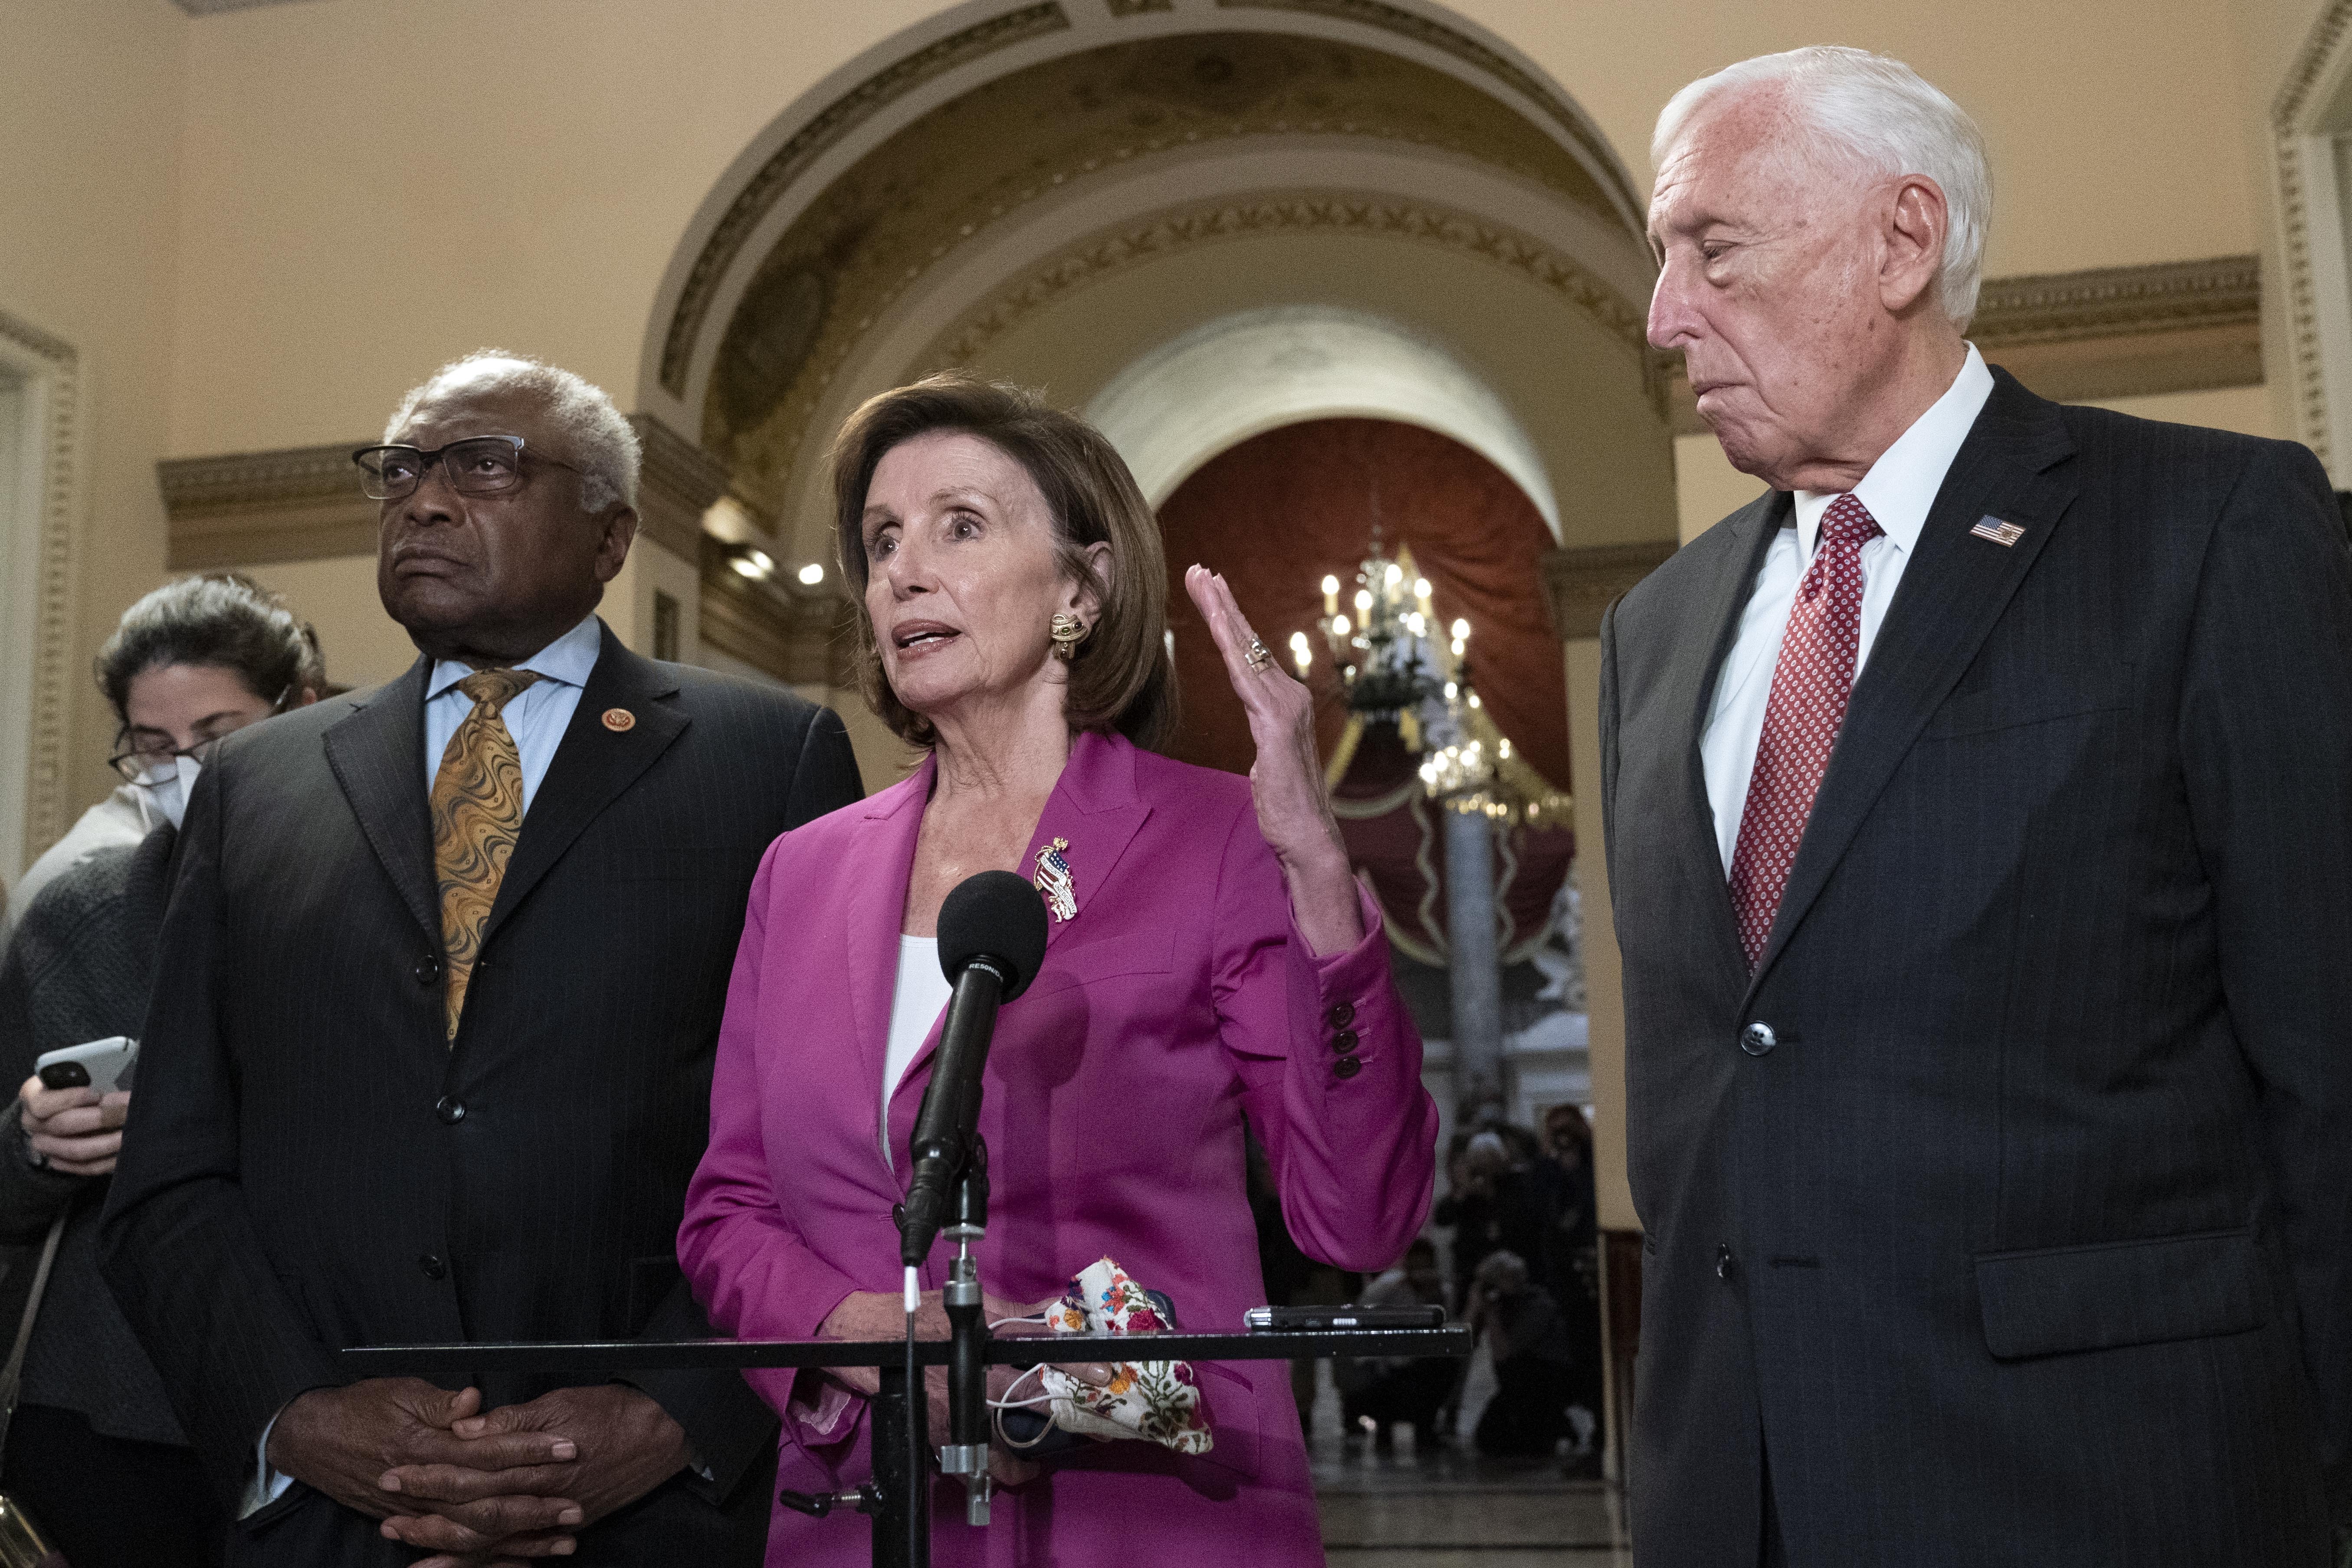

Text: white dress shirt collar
xmin=1791 ymin=343 xmax=1995 ymax=561
xmin=425 ymin=612 xmax=604 ymax=701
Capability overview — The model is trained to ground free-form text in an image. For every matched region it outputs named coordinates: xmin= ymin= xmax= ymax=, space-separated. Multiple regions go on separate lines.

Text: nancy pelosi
xmin=679 ymin=374 xmax=1438 ymax=1566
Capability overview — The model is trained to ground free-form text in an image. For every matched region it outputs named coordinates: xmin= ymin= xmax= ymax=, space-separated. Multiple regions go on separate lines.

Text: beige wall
xmin=166 ymin=0 xmax=954 ymax=458
xmin=12 ymin=0 xmax=2322 ymax=837
xmin=0 ymin=0 xmax=186 ymax=854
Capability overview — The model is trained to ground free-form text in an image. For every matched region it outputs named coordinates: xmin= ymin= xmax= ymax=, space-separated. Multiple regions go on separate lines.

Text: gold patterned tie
xmin=430 ymin=668 xmax=542 ymax=1040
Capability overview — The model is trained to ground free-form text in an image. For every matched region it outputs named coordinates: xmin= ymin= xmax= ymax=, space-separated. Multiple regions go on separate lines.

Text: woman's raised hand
xmin=1182 ymin=565 xmax=1364 ymax=956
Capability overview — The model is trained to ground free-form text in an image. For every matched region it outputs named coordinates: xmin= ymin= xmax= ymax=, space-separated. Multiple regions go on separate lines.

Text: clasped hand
xmin=268 ymin=1377 xmax=688 ymax=1566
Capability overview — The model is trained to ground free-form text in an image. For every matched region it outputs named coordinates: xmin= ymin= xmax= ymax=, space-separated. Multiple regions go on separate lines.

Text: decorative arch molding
xmin=1084 ymin=304 xmax=1563 ymax=536
xmin=2273 ymin=0 xmax=2352 ymax=473
xmin=638 ymin=0 xmax=1652 ymax=467
xmin=0 ymin=308 xmax=82 ymax=874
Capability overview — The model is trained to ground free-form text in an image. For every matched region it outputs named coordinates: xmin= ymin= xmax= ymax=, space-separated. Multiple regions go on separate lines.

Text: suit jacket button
xmin=419 ymin=1253 xmax=447 ymax=1281
xmin=435 ymin=1096 xmax=466 ymax=1125
xmin=1333 ymin=1056 xmax=1362 ymax=1080
xmin=1740 ymin=1022 xmax=1778 ymax=1057
xmin=1326 ymin=1002 xmax=1355 ymax=1029
xmin=1330 ymin=1029 xmax=1360 ymax=1055
xmin=413 ymin=955 xmax=442 ymax=988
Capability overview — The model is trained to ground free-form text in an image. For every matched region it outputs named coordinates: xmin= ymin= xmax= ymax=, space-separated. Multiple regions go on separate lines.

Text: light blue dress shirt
xmin=421 ymin=612 xmax=605 ymax=811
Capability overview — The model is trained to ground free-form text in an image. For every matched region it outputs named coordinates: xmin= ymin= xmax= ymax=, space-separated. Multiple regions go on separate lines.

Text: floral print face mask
xmin=994 ymin=1256 xmax=1214 ymax=1457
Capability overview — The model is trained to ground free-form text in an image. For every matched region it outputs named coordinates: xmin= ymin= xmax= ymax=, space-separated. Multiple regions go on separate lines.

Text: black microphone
xmin=898 ymin=870 xmax=1049 ymax=1268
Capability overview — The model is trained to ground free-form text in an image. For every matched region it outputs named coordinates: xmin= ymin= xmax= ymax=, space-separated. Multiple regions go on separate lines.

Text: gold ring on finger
xmin=1244 ymin=636 xmax=1273 ymax=670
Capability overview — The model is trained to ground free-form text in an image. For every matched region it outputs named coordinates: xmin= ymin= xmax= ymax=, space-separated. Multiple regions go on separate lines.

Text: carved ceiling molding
xmin=159 ymin=442 xmax=373 ymax=569
xmin=157 ymin=414 xmax=719 ymax=569
xmin=630 ymin=415 xmax=731 ymax=562
xmin=706 ymin=30 xmax=1639 ymax=517
xmin=661 ymin=3 xmax=1639 ymax=420
xmin=696 ymin=535 xmax=857 ymax=686
xmin=2272 ymin=0 xmax=2352 ymax=471
xmin=1214 ymin=0 xmax=1640 ymax=223
xmin=0 ymin=308 xmax=82 ymax=859
xmin=1662 ymin=254 xmax=2265 ymax=436
xmin=658 ymin=2 xmax=1074 ymax=399
xmin=930 ymin=191 xmax=1650 ymax=381
xmin=1539 ymin=541 xmax=1676 ymax=642
xmin=1971 ymin=255 xmax=2260 ymax=345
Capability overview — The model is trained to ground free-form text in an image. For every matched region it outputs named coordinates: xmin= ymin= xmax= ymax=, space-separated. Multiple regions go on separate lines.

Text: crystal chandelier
xmin=1302 ymin=537 xmax=1568 ymax=828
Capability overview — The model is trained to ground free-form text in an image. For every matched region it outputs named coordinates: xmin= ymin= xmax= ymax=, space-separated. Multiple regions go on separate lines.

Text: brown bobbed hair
xmin=829 ymin=372 xmax=1176 ymax=751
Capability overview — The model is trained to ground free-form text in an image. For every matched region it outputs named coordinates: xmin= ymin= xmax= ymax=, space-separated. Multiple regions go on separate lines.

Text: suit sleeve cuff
xmin=241 ymin=1406 xmax=297 ymax=1519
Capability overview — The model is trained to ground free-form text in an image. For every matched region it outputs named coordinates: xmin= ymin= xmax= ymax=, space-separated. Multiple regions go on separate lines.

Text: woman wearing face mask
xmin=0 ymin=572 xmax=321 ymax=1566
xmin=680 ymin=375 xmax=1439 ymax=1565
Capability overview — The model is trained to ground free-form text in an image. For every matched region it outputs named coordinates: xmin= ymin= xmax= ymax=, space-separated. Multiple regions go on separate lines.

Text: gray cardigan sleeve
xmin=0 ymin=843 xmax=155 ymax=1243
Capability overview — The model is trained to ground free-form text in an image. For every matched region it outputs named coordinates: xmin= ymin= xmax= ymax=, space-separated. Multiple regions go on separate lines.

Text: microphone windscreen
xmin=936 ymin=869 xmax=1050 ymax=1000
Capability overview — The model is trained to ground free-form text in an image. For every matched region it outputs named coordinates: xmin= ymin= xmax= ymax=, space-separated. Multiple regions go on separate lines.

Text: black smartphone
xmin=1243 ymin=1304 xmax=1447 ymax=1331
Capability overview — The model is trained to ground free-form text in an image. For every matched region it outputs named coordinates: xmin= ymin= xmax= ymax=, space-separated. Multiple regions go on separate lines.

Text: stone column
xmin=1443 ymin=802 xmax=1506 ymax=1128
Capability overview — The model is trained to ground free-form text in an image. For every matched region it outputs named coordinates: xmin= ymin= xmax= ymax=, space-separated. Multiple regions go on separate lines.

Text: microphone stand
xmin=937 ymin=1141 xmax=992 ymax=1525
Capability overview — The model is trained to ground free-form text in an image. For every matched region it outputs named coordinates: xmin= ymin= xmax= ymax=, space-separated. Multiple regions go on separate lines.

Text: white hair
xmin=384 ymin=349 xmax=642 ymax=514
xmin=1653 ymin=46 xmax=1992 ymax=326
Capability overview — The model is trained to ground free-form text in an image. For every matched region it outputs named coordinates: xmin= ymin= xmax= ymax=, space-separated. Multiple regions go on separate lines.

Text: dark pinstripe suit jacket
xmin=98 ymin=625 xmax=863 ymax=1566
xmin=1599 ymin=371 xmax=2352 ymax=1566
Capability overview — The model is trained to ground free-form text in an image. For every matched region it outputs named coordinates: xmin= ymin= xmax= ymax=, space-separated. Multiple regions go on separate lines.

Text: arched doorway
xmin=648 ymin=0 xmax=1672 ymax=1495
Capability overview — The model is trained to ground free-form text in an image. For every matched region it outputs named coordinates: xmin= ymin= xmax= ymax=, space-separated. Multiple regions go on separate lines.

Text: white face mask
xmin=140 ymin=754 xmax=203 ymax=832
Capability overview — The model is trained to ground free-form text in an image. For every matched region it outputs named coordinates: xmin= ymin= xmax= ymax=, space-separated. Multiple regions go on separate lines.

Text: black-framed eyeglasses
xmin=351 ymin=434 xmax=581 ymax=502
xmin=107 ymin=735 xmax=226 ymax=787
xmin=106 ymin=682 xmax=296 ymax=784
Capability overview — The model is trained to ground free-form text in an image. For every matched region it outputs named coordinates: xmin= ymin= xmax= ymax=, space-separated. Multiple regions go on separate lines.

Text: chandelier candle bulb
xmin=797 ymin=562 xmax=824 ymax=585
xmin=1322 ymin=575 xmax=1340 ymax=617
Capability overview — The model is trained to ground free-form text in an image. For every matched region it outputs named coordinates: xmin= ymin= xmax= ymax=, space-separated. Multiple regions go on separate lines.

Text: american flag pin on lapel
xmin=1969 ymin=516 xmax=2027 ymax=547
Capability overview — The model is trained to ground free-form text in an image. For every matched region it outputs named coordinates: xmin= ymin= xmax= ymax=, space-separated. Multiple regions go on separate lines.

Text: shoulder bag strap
xmin=0 ymin=1214 xmax=70 ymax=1474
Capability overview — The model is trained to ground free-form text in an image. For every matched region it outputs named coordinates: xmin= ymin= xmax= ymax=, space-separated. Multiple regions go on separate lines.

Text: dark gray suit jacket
xmin=98 ymin=626 xmax=863 ymax=1566
xmin=0 ymin=824 xmax=181 ymax=1445
xmin=1599 ymin=371 xmax=2352 ymax=1566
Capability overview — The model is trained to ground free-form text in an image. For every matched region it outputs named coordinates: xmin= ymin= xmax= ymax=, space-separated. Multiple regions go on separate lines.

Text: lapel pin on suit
xmin=1969 ymin=516 xmax=2027 ymax=547
xmin=602 ymin=707 xmax=636 ymax=732
xmin=1034 ymin=837 xmax=1076 ymax=922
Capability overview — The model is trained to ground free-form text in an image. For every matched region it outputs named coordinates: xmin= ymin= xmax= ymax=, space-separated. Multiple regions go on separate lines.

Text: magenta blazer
xmin=680 ymin=729 xmax=1437 ymax=1565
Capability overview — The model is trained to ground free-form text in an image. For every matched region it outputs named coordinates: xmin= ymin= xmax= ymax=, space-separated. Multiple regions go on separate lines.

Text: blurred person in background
xmin=1529 ymin=1104 xmax=1601 ymax=1472
xmin=1433 ymin=1129 xmax=1549 ymax=1316
xmin=0 ymin=575 xmax=318 ymax=941
xmin=1466 ymin=1250 xmax=1573 ymax=1460
xmin=1338 ymin=1236 xmax=1454 ymax=1450
xmin=0 ymin=573 xmax=322 ymax=1566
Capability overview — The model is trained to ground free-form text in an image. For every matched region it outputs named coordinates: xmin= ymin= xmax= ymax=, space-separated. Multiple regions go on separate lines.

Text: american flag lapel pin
xmin=1033 ymin=836 xmax=1076 ymax=922
xmin=1969 ymin=516 xmax=2027 ymax=547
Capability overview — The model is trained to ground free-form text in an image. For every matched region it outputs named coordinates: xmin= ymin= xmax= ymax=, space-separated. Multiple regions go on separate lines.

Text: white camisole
xmin=881 ymin=934 xmax=951 ymax=1169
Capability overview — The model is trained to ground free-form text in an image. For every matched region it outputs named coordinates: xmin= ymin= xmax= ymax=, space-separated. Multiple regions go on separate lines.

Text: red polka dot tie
xmin=1728 ymin=493 xmax=1883 ymax=971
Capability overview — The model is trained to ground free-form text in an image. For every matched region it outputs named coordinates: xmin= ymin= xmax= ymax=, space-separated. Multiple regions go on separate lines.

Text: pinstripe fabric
xmin=96 ymin=625 xmax=864 ymax=1567
xmin=1598 ymin=371 xmax=2350 ymax=1566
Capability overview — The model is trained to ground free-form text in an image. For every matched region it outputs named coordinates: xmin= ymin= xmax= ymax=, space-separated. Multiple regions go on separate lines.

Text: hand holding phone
xmin=20 ymin=1037 xmax=137 ymax=1176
